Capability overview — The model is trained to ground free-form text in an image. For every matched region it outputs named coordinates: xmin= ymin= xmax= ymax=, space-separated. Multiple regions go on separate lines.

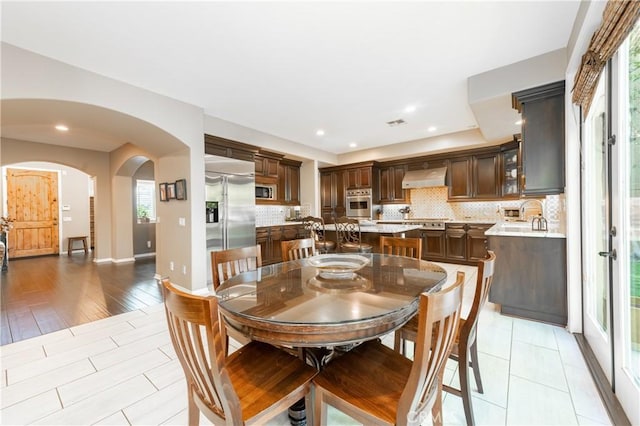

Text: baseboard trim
xmin=112 ymin=257 xmax=136 ymax=264
xmin=134 ymin=252 xmax=156 ymax=259
xmin=573 ymin=333 xmax=631 ymax=426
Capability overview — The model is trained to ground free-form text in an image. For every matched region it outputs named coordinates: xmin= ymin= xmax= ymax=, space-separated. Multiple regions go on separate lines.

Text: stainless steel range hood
xmin=401 ymin=167 xmax=447 ymax=189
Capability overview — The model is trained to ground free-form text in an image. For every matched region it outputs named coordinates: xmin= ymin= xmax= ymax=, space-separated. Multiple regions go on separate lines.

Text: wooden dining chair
xmin=281 ymin=237 xmax=316 ymax=262
xmin=161 ymin=279 xmax=317 ymax=426
xmin=380 ymin=236 xmax=423 ymax=259
xmin=334 ymin=216 xmax=373 ymax=253
xmin=394 ymin=251 xmax=496 ymax=426
xmin=301 ymin=216 xmax=336 ymax=253
xmin=211 ymin=245 xmax=262 ymax=290
xmin=210 ymin=245 xmax=262 ymax=354
xmin=312 ymin=271 xmax=465 ymax=426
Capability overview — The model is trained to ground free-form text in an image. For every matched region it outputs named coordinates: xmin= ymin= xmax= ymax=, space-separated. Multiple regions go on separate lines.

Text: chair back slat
xmin=397 ymin=271 xmax=465 ymax=424
xmin=380 ymin=236 xmax=423 ymax=259
xmin=161 ymin=279 xmax=242 ymax=423
xmin=281 ymin=237 xmax=316 ymax=262
xmin=462 ymin=250 xmax=496 ymax=343
xmin=211 ymin=245 xmax=262 ymax=290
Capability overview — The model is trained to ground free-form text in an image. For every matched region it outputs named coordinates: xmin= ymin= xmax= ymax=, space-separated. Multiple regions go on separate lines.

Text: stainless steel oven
xmin=346 ymin=188 xmax=372 ymax=219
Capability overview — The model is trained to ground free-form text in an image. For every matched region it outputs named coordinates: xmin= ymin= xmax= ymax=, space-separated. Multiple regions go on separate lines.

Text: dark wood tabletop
xmin=216 ymin=253 xmax=447 ymax=348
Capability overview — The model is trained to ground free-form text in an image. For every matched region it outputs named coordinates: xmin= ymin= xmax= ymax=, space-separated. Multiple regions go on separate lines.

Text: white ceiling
xmin=1 ymin=1 xmax=581 ymax=156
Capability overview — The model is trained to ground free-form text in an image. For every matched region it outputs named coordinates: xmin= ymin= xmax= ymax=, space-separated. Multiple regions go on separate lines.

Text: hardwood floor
xmin=0 ymin=254 xmax=160 ymax=345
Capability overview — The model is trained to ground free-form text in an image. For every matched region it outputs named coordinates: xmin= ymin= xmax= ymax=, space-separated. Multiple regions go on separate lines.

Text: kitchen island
xmin=486 ymin=221 xmax=567 ymax=325
xmin=324 ymin=223 xmax=424 ymax=253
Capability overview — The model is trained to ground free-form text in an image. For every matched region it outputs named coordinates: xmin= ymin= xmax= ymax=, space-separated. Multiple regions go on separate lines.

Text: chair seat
xmin=315 ymin=240 xmax=336 ymax=251
xmin=227 ymin=341 xmax=317 ymax=423
xmin=340 ymin=242 xmax=372 ymax=253
xmin=313 ymin=339 xmax=414 ymax=424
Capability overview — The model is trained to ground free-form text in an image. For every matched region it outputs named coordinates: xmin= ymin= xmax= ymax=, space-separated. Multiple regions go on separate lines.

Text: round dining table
xmin=216 ymin=253 xmax=447 ymax=350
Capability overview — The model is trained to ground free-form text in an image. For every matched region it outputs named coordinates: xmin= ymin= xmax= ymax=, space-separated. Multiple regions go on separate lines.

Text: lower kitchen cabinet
xmin=487 ymin=235 xmax=567 ymax=326
xmin=467 ymin=224 xmax=492 ymax=262
xmin=420 ymin=229 xmax=446 ymax=260
xmin=256 ymin=224 xmax=305 ymax=265
xmin=445 ymin=224 xmax=467 ymax=262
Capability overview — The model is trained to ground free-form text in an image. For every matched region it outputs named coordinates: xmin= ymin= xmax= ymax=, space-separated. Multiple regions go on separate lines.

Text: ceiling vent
xmin=386 ymin=119 xmax=406 ymax=127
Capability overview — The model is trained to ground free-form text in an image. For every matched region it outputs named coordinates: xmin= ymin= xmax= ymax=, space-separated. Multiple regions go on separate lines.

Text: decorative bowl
xmin=306 ymin=254 xmax=370 ymax=280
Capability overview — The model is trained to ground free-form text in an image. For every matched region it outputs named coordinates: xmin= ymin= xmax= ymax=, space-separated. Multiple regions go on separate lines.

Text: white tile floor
xmin=0 ymin=263 xmax=611 ymax=425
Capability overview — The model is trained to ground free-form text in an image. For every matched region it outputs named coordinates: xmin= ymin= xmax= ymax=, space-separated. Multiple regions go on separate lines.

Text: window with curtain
xmin=136 ymin=179 xmax=156 ymax=222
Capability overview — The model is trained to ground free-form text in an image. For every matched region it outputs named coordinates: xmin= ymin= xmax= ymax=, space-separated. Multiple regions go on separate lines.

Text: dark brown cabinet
xmin=445 ymin=224 xmax=467 ymax=261
xmin=448 ymin=157 xmax=472 ymax=199
xmin=512 ymin=80 xmax=565 ymax=195
xmin=448 ymin=153 xmax=500 ymax=200
xmin=257 ymin=224 xmax=305 ymax=265
xmin=320 ymin=170 xmax=346 ymax=223
xmin=278 ymin=159 xmax=301 ymax=205
xmin=467 ymin=224 xmax=492 ymax=262
xmin=378 ymin=164 xmax=410 ymax=204
xmin=254 ymin=154 xmax=279 ymax=180
xmin=473 ymin=153 xmax=500 ymax=199
xmin=442 ymin=223 xmax=492 ymax=264
xmin=346 ymin=167 xmax=372 ymax=189
xmin=420 ymin=229 xmax=446 ymax=260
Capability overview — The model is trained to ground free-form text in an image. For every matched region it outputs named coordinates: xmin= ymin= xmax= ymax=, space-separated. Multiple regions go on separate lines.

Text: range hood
xmin=401 ymin=167 xmax=448 ymax=189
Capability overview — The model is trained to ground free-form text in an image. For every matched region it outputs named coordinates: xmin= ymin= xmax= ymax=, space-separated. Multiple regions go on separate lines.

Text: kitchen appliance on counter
xmin=205 ymin=155 xmax=256 ymax=285
xmin=346 ymin=188 xmax=373 ymax=219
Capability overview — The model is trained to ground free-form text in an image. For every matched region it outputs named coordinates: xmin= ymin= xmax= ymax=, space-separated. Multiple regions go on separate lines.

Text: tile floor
xmin=0 ymin=263 xmax=611 ymax=425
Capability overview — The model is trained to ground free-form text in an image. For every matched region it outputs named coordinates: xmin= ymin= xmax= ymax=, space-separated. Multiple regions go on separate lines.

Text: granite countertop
xmin=256 ymin=221 xmax=303 ymax=227
xmin=485 ymin=221 xmax=566 ymax=238
xmin=377 ymin=218 xmax=497 ymax=224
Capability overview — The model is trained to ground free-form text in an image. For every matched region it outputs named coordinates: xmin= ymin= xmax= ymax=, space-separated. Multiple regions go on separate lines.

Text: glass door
xmin=582 ymin=70 xmax=612 ymax=382
xmin=611 ymin=25 xmax=640 ymax=424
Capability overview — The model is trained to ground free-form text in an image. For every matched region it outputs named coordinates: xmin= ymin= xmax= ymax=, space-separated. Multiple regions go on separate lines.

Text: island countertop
xmin=485 ymin=221 xmax=566 ymax=238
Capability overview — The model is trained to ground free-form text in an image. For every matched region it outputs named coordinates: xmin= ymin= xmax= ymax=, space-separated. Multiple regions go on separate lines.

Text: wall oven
xmin=346 ymin=188 xmax=372 ymax=219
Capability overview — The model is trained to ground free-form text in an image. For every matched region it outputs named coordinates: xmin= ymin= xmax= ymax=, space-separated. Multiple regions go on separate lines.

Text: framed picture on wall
xmin=167 ymin=182 xmax=176 ymax=199
xmin=159 ymin=183 xmax=169 ymax=202
xmin=175 ymin=179 xmax=187 ymax=200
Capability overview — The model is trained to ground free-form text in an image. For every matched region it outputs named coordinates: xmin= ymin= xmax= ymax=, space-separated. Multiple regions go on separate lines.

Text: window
xmin=136 ymin=179 xmax=156 ymax=222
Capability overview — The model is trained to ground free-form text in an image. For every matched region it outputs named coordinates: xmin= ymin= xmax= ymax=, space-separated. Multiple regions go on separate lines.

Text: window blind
xmin=572 ymin=0 xmax=640 ymax=116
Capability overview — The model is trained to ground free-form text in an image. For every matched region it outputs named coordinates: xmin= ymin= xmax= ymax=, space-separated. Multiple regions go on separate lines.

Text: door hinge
xmin=608 ymin=135 xmax=616 ymax=145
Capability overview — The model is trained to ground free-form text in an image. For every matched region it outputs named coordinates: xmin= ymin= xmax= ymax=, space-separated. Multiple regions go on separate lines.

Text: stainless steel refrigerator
xmin=205 ymin=155 xmax=256 ymax=286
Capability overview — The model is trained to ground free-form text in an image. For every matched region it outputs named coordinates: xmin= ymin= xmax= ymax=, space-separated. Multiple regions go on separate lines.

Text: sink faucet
xmin=520 ymin=199 xmax=544 ymax=222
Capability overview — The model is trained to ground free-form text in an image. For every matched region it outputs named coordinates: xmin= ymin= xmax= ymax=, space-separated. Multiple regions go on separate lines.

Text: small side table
xmin=68 ymin=236 xmax=89 ymax=256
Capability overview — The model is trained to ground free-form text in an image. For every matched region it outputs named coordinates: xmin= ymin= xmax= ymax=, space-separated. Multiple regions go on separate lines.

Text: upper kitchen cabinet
xmin=448 ymin=150 xmax=500 ymax=200
xmin=473 ymin=152 xmax=500 ymax=199
xmin=512 ymin=80 xmax=565 ymax=195
xmin=378 ymin=164 xmax=410 ymax=204
xmin=254 ymin=153 xmax=281 ymax=183
xmin=501 ymin=138 xmax=521 ymax=198
xmin=346 ymin=166 xmax=373 ymax=189
xmin=278 ymin=159 xmax=301 ymax=205
xmin=448 ymin=156 xmax=472 ymax=199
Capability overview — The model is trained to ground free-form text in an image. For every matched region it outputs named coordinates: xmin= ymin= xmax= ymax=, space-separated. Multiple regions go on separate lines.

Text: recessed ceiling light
xmin=349 ymin=142 xmax=357 ymax=148
xmin=316 ymin=129 xmax=325 ymax=136
xmin=427 ymin=126 xmax=437 ymax=132
xmin=404 ymin=105 xmax=416 ymax=113
xmin=55 ymin=124 xmax=69 ymax=132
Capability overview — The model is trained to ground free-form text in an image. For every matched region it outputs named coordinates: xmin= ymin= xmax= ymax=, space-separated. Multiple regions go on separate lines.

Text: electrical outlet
xmin=147 ymin=240 xmax=151 ymax=248
xmin=169 ymin=261 xmax=174 ymax=271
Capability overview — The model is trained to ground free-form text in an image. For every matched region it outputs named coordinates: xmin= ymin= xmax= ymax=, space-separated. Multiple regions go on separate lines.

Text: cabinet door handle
xmin=598 ymin=249 xmax=617 ymax=260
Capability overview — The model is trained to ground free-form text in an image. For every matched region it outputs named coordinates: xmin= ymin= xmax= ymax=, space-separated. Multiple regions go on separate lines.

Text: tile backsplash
xmin=255 ymin=188 xmax=565 ymax=228
xmin=378 ymin=187 xmax=565 ymax=226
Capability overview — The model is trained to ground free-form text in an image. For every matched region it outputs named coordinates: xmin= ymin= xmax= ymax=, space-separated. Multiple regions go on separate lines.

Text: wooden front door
xmin=6 ymin=169 xmax=59 ymax=258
